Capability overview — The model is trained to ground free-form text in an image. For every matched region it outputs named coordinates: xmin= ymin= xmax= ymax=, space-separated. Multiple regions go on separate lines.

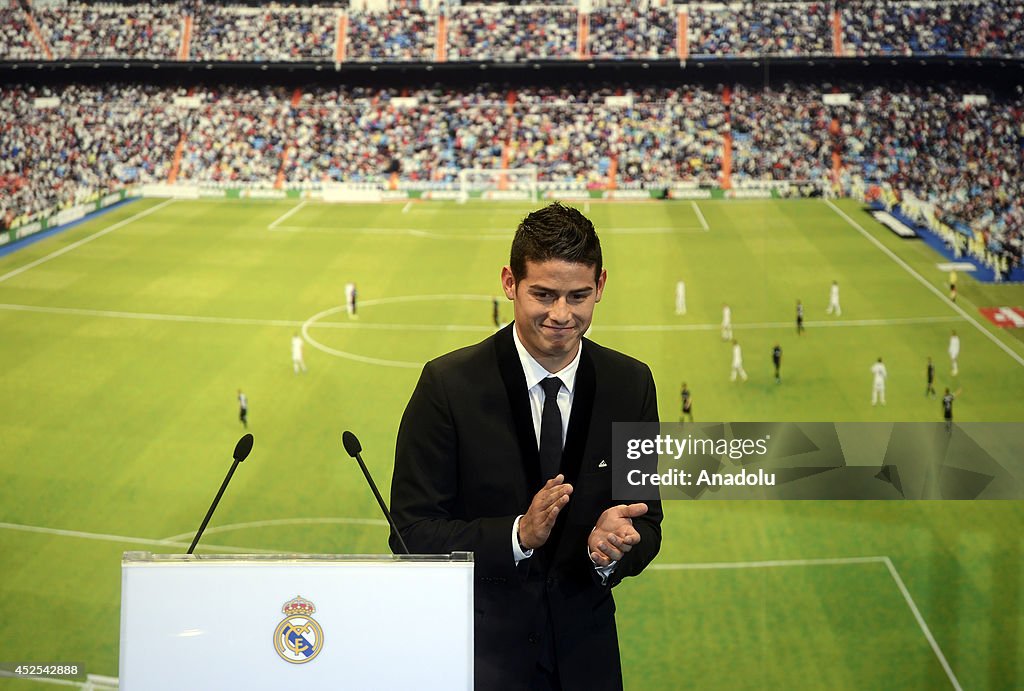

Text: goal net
xmin=457 ymin=167 xmax=539 ymax=203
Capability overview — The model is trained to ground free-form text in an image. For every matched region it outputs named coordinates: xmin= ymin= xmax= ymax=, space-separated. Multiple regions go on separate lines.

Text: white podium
xmin=119 ymin=552 xmax=473 ymax=690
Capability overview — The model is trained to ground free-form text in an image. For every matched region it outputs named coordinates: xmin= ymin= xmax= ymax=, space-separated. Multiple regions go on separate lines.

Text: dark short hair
xmin=510 ymin=202 xmax=602 ymax=283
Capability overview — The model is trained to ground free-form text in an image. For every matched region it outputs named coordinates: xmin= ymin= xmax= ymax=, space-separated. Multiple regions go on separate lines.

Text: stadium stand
xmin=841 ymin=83 xmax=1023 ymax=278
xmin=840 ymin=0 xmax=1024 ymax=57
xmin=447 ymin=4 xmax=578 ymax=62
xmin=177 ymin=87 xmax=295 ymax=183
xmin=588 ymin=5 xmax=677 ymax=60
xmin=0 ymin=2 xmax=43 ymax=60
xmin=33 ymin=1 xmax=182 ymax=60
xmin=191 ymin=5 xmax=337 ymax=62
xmin=0 ymin=84 xmax=181 ymax=229
xmin=3 ymin=1 xmax=1024 ymax=63
xmin=729 ymin=83 xmax=833 ymax=183
xmin=346 ymin=6 xmax=434 ymax=62
xmin=1 ymin=1 xmax=1021 ymax=275
xmin=688 ymin=1 xmax=834 ymax=57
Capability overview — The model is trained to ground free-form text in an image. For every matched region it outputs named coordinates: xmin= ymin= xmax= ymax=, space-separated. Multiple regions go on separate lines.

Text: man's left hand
xmin=588 ymin=503 xmax=648 ymax=567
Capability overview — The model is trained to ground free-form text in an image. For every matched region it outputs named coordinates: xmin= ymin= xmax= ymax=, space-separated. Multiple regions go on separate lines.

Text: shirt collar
xmin=511 ymin=322 xmax=581 ymax=394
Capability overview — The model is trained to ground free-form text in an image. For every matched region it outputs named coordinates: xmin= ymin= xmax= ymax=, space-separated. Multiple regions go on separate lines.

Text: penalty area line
xmin=653 ymin=555 xmax=962 ymax=689
xmin=691 ymin=201 xmax=710 ymax=231
xmin=267 ymin=200 xmax=308 ymax=230
xmin=883 ymin=557 xmax=963 ymax=691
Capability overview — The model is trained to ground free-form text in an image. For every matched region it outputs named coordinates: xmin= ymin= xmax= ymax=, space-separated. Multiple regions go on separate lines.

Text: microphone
xmin=187 ymin=434 xmax=253 ymax=555
xmin=342 ymin=430 xmax=410 ymax=555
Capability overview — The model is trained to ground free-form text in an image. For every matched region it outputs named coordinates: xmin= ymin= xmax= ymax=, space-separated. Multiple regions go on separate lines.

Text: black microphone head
xmin=342 ymin=431 xmax=362 ymax=457
xmin=233 ymin=433 xmax=254 ymax=462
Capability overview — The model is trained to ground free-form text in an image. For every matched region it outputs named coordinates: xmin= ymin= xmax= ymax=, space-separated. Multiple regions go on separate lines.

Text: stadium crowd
xmin=588 ymin=6 xmax=676 ymax=60
xmin=0 ymin=78 xmax=1020 ymax=273
xmin=33 ymin=2 xmax=182 ymax=60
xmin=285 ymin=87 xmax=509 ymax=183
xmin=4 ymin=1 xmax=1024 ymax=62
xmin=840 ymin=0 xmax=1024 ymax=58
xmin=191 ymin=6 xmax=336 ymax=62
xmin=178 ymin=87 xmax=294 ymax=183
xmin=688 ymin=2 xmax=833 ymax=57
xmin=347 ymin=6 xmax=434 ymax=61
xmin=284 ymin=86 xmax=726 ymax=186
xmin=448 ymin=5 xmax=577 ymax=61
xmin=0 ymin=85 xmax=181 ymax=229
xmin=0 ymin=3 xmax=40 ymax=60
xmin=729 ymin=83 xmax=834 ymax=183
xmin=842 ymin=83 xmax=1023 ymax=275
xmin=507 ymin=86 xmax=723 ymax=185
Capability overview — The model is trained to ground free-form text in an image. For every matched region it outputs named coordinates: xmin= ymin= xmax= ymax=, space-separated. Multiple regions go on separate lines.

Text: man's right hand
xmin=518 ymin=474 xmax=573 ymax=551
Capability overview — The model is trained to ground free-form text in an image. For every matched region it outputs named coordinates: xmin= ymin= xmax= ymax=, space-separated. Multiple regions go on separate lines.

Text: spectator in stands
xmin=689 ymin=2 xmax=832 ymax=57
xmin=35 ymin=2 xmax=181 ymax=60
xmin=0 ymin=3 xmax=43 ymax=59
xmin=191 ymin=4 xmax=336 ymax=62
xmin=347 ymin=6 xmax=434 ymax=62
xmin=841 ymin=0 xmax=1024 ymax=58
xmin=730 ymin=83 xmax=833 ymax=183
xmin=449 ymin=5 xmax=577 ymax=61
xmin=588 ymin=5 xmax=675 ymax=60
xmin=0 ymin=79 xmax=1019 ymax=274
xmin=0 ymin=84 xmax=181 ymax=226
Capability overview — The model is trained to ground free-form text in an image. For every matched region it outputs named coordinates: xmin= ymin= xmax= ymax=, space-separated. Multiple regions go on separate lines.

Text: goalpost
xmin=457 ymin=167 xmax=539 ymax=203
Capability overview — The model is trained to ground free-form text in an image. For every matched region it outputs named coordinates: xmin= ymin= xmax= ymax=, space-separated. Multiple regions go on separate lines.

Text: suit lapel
xmin=494 ymin=323 xmax=542 ymax=492
xmin=562 ymin=341 xmax=595 ymax=485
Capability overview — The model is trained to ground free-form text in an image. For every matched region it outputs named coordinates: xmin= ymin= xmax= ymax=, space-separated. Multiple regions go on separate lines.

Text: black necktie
xmin=538 ymin=377 xmax=563 ymax=481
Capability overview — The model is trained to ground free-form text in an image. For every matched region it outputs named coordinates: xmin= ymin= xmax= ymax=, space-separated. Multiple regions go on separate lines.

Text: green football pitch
xmin=0 ymin=197 xmax=1022 ymax=689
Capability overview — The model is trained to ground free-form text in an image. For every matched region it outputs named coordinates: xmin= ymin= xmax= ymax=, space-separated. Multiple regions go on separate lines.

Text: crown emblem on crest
xmin=282 ymin=596 xmax=316 ymax=616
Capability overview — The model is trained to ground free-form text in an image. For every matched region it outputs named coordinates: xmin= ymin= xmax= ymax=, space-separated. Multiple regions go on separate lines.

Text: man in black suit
xmin=390 ymin=203 xmax=662 ymax=690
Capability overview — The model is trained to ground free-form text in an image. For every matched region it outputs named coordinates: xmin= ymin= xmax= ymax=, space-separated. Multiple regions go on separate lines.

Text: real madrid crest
xmin=274 ymin=596 xmax=324 ymax=664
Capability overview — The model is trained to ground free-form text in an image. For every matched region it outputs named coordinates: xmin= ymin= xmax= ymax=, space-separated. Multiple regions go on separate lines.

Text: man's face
xmin=502 ymin=259 xmax=606 ymax=369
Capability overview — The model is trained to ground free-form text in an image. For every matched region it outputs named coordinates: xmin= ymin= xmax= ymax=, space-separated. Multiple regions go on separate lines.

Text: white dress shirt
xmin=509 ymin=326 xmax=617 ymax=581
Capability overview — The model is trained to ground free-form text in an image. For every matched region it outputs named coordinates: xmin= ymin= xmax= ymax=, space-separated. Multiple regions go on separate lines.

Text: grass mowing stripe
xmin=160 ymin=516 xmax=388 ymax=542
xmin=0 ymin=673 xmax=91 ymax=687
xmin=0 ymin=303 xmax=306 ymax=327
xmin=0 ymin=521 xmax=282 ymax=554
xmin=0 ymin=199 xmax=176 ymax=284
xmin=0 ymin=302 xmax=961 ymax=333
xmin=649 ymin=556 xmax=888 ymax=570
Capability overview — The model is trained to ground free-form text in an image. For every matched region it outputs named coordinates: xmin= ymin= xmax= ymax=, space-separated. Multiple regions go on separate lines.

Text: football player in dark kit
xmin=772 ymin=343 xmax=782 ymax=383
xmin=926 ymin=356 xmax=936 ymax=397
xmin=942 ymin=387 xmax=962 ymax=433
xmin=680 ymin=382 xmax=693 ymax=422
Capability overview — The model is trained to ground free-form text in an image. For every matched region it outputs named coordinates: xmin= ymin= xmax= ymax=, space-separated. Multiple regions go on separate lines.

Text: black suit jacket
xmin=390 ymin=323 xmax=662 ymax=691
